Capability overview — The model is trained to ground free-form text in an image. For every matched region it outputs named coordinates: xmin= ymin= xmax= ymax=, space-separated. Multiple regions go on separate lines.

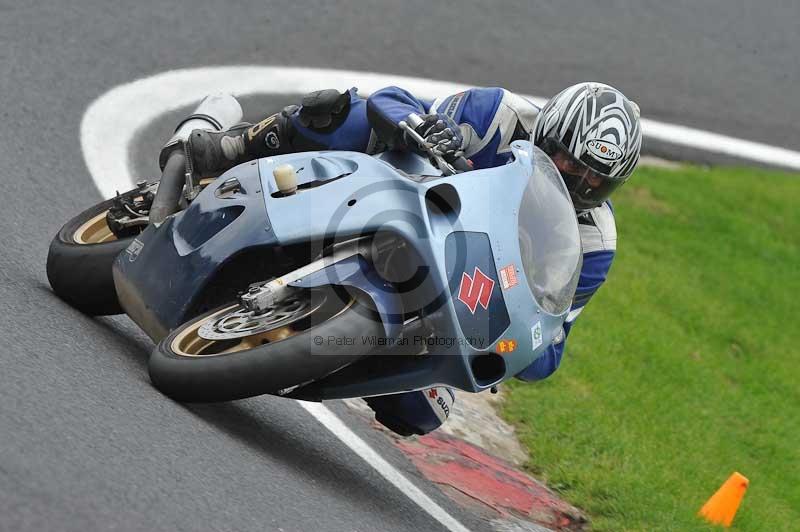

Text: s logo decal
xmin=457 ymin=267 xmax=495 ymax=314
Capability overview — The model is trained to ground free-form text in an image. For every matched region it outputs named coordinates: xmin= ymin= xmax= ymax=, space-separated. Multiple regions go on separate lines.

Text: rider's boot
xmin=185 ymin=111 xmax=290 ymax=178
xmin=185 ymin=89 xmax=355 ymax=178
xmin=184 ymin=122 xmax=252 ymax=178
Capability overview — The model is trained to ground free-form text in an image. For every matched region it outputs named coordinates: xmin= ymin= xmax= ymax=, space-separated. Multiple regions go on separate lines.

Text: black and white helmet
xmin=533 ymin=82 xmax=642 ymax=211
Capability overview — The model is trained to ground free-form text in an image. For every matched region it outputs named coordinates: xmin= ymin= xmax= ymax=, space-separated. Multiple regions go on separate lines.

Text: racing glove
xmin=405 ymin=113 xmax=464 ymax=161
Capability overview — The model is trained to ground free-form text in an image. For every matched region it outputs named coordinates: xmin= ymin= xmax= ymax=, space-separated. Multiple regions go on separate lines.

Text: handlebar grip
xmin=451 ymin=156 xmax=472 ymax=173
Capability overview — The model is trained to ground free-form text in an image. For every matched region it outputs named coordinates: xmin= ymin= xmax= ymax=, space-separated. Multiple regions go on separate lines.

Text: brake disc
xmin=197 ymin=293 xmax=324 ymax=340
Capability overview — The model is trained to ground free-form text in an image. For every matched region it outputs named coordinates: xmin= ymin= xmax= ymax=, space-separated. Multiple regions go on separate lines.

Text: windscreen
xmin=517 ymin=147 xmax=583 ymax=315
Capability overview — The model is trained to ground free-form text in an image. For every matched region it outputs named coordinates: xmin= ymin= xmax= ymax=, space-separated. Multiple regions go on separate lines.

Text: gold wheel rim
xmin=169 ymin=297 xmax=354 ymax=357
xmin=74 ymin=211 xmax=117 ymax=244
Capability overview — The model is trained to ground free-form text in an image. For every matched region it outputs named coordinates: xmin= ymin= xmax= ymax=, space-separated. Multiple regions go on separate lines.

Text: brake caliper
xmin=106 ymin=180 xmax=156 ymax=238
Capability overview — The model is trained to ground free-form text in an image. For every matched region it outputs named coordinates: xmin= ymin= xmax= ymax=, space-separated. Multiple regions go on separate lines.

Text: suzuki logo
xmin=457 ymin=267 xmax=495 ymax=314
xmin=428 ymin=389 xmax=438 ymax=399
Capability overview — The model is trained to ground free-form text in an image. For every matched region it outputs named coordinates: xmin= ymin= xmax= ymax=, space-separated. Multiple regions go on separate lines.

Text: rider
xmin=180 ymin=82 xmax=642 ymax=436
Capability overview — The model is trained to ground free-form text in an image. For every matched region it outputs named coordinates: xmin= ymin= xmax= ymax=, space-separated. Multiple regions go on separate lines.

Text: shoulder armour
xmin=578 ymin=202 xmax=617 ymax=253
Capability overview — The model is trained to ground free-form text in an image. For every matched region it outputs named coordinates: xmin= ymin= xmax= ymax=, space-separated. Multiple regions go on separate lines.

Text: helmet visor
xmin=539 ymin=137 xmax=626 ymax=211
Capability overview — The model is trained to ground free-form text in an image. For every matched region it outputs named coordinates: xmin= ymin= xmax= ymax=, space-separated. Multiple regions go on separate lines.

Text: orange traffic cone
xmin=698 ymin=472 xmax=749 ymax=527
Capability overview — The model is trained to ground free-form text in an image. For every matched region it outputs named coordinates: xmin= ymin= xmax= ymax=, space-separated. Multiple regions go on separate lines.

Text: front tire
xmin=148 ymin=287 xmax=384 ymax=402
xmin=46 ymin=197 xmax=136 ymax=315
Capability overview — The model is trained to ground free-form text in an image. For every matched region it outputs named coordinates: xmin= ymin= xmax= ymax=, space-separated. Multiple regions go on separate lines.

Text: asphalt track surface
xmin=2 ymin=1 xmax=798 ymax=531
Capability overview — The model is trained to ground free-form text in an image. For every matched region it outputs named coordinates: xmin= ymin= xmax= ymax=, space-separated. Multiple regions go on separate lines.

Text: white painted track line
xmin=299 ymin=402 xmax=472 ymax=532
xmin=640 ymin=119 xmax=800 ymax=169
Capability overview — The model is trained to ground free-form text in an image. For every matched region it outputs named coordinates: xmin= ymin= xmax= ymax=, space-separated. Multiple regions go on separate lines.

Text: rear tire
xmin=46 ymin=197 xmax=134 ymax=315
xmin=148 ymin=287 xmax=384 ymax=402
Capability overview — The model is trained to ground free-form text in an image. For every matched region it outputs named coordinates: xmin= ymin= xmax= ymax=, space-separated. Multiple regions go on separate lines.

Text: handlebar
xmin=398 ymin=117 xmax=471 ymax=176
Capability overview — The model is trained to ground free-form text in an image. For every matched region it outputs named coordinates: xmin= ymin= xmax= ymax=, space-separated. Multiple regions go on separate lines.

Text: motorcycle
xmin=47 ymin=94 xmax=583 ymax=403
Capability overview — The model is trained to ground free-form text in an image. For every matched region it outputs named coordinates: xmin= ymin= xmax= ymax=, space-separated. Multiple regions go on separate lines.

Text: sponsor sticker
xmin=435 ymin=395 xmax=451 ymax=418
xmin=496 ymin=339 xmax=517 ymax=354
xmin=585 ymin=138 xmax=623 ymax=162
xmin=426 ymin=388 xmax=451 ymax=420
xmin=457 ymin=267 xmax=495 ymax=314
xmin=498 ymin=264 xmax=518 ymax=290
xmin=531 ymin=321 xmax=543 ymax=350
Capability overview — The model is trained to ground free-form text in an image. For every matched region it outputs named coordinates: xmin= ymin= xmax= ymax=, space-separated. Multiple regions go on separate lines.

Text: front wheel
xmin=148 ymin=287 xmax=384 ymax=402
xmin=46 ymin=188 xmax=150 ymax=315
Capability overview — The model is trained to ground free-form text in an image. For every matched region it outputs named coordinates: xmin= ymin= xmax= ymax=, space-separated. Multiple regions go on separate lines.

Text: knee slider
xmin=297 ymin=89 xmax=351 ymax=132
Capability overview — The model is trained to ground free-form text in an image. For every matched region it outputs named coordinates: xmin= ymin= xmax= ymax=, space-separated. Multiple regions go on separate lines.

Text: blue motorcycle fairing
xmin=257 ymin=142 xmax=572 ymax=391
xmin=114 ymin=141 xmax=578 ymax=395
xmin=113 ymin=160 xmax=277 ymax=340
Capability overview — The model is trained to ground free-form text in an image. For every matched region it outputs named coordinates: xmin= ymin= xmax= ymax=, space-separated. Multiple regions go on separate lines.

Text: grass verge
xmin=502 ymin=163 xmax=800 ymax=531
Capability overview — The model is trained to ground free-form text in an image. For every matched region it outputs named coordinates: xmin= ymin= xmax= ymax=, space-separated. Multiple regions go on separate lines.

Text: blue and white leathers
xmin=285 ymin=86 xmax=614 ymax=434
xmin=366 ymin=86 xmax=539 ymax=168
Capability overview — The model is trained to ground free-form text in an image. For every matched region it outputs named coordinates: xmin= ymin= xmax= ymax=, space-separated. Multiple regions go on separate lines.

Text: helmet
xmin=532 ymin=82 xmax=642 ymax=211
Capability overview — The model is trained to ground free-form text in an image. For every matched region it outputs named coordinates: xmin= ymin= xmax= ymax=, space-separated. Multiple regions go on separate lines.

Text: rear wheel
xmin=46 ymin=186 xmax=152 ymax=315
xmin=148 ymin=287 xmax=384 ymax=402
